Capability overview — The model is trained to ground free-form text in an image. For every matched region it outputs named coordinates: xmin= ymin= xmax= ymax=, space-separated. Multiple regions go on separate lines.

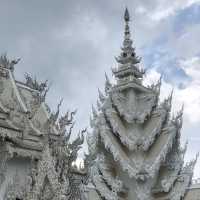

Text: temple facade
xmin=0 ymin=8 xmax=199 ymax=200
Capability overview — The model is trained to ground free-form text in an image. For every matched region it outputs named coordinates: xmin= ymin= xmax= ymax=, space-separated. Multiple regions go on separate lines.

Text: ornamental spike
xmin=124 ymin=7 xmax=130 ymax=22
xmin=182 ymin=140 xmax=188 ymax=156
xmin=158 ymin=75 xmax=162 ymax=88
xmin=195 ymin=152 xmax=199 ymax=163
xmin=92 ymin=104 xmax=98 ymax=119
xmin=169 ymin=89 xmax=174 ymax=102
xmin=86 ymin=131 xmax=92 ymax=146
xmin=97 ymin=100 xmax=101 ymax=111
xmin=55 ymin=98 xmax=63 ymax=118
xmin=153 ymin=75 xmax=162 ymax=94
xmin=65 ymin=122 xmax=74 ymax=142
xmin=155 ymin=76 xmax=162 ymax=104
xmin=90 ymin=115 xmax=94 ymax=128
xmin=98 ymin=88 xmax=105 ymax=103
xmin=172 ymin=105 xmax=184 ymax=132
xmin=181 ymin=103 xmax=184 ymax=114
xmin=187 ymin=152 xmax=199 ymax=171
xmin=71 ymin=130 xmax=85 ymax=148
xmin=50 ymin=98 xmax=63 ymax=123
xmin=123 ymin=7 xmax=131 ymax=43
xmin=176 ymin=104 xmax=184 ymax=120
xmin=167 ymin=89 xmax=173 ymax=111
xmin=105 ymin=73 xmax=112 ymax=95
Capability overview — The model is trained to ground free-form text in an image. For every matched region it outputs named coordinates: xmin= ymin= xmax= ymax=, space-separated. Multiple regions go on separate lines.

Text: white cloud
xmin=54 ymin=14 xmax=108 ymax=47
xmin=180 ymin=57 xmax=200 ymax=81
xmin=174 ymin=57 xmax=200 ymax=123
xmin=145 ymin=56 xmax=200 ymax=124
xmin=149 ymin=0 xmax=200 ymax=21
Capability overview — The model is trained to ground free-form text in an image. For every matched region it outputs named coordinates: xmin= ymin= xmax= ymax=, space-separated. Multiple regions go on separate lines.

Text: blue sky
xmin=0 ymin=0 xmax=200 ymax=178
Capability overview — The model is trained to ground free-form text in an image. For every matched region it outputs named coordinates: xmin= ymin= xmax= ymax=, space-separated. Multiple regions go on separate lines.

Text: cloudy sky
xmin=1 ymin=0 xmax=200 ymax=178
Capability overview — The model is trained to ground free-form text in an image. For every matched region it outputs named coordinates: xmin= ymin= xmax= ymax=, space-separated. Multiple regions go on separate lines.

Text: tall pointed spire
xmin=115 ymin=8 xmax=140 ymax=66
xmin=124 ymin=7 xmax=131 ymax=40
xmin=113 ymin=8 xmax=144 ymax=85
xmin=123 ymin=7 xmax=133 ymax=50
xmin=124 ymin=7 xmax=130 ymax=21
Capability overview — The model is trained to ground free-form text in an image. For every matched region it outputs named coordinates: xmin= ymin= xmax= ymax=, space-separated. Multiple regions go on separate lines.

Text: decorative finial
xmin=0 ymin=54 xmax=20 ymax=72
xmin=113 ymin=8 xmax=144 ymax=84
xmin=115 ymin=8 xmax=141 ymax=67
xmin=105 ymin=73 xmax=112 ymax=95
xmin=124 ymin=7 xmax=130 ymax=22
xmin=124 ymin=8 xmax=131 ymax=37
xmin=98 ymin=88 xmax=105 ymax=103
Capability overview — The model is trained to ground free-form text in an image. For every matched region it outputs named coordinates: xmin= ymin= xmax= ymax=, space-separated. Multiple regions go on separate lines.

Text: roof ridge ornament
xmin=0 ymin=54 xmax=20 ymax=72
xmin=124 ymin=7 xmax=130 ymax=22
xmin=124 ymin=7 xmax=131 ymax=40
xmin=24 ymin=73 xmax=48 ymax=92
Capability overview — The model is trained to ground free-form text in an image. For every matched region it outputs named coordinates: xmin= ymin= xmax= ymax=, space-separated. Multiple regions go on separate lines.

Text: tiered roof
xmin=0 ymin=54 xmax=89 ymax=200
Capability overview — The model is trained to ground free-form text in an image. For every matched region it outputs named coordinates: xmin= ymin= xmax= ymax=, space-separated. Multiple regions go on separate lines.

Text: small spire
xmin=195 ymin=152 xmax=199 ymax=163
xmin=97 ymin=100 xmax=101 ymax=111
xmin=124 ymin=8 xmax=131 ymax=40
xmin=98 ymin=88 xmax=105 ymax=103
xmin=50 ymin=98 xmax=63 ymax=123
xmin=168 ymin=89 xmax=174 ymax=105
xmin=105 ymin=73 xmax=112 ymax=94
xmin=124 ymin=7 xmax=130 ymax=22
xmin=92 ymin=105 xmax=98 ymax=119
xmin=112 ymin=8 xmax=145 ymax=87
xmin=115 ymin=8 xmax=141 ymax=69
xmin=90 ymin=115 xmax=94 ymax=128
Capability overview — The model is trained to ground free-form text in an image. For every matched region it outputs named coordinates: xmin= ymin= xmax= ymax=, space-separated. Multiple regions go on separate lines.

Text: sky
xmin=1 ymin=0 xmax=200 ymax=178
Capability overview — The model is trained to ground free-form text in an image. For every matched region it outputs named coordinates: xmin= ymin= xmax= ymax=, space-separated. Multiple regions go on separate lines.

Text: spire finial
xmin=113 ymin=8 xmax=143 ymax=84
xmin=124 ymin=7 xmax=130 ymax=22
xmin=124 ymin=7 xmax=131 ymax=38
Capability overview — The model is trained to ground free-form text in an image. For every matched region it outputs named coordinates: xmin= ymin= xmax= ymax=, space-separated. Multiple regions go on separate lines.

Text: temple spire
xmin=124 ymin=7 xmax=131 ymax=40
xmin=124 ymin=7 xmax=130 ymax=22
xmin=118 ymin=7 xmax=140 ymax=65
xmin=112 ymin=8 xmax=144 ymax=85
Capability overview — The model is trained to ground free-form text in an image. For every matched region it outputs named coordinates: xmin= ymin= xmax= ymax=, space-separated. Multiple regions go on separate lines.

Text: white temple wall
xmin=87 ymin=188 xmax=101 ymax=200
xmin=116 ymin=163 xmax=158 ymax=200
xmin=0 ymin=157 xmax=31 ymax=199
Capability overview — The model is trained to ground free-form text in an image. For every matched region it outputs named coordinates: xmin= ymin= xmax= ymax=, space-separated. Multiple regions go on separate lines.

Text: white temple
xmin=86 ymin=8 xmax=200 ymax=200
xmin=0 ymin=8 xmax=199 ymax=200
xmin=0 ymin=55 xmax=90 ymax=199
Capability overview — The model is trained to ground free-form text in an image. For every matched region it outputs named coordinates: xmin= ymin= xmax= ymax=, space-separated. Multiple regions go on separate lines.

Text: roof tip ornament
xmin=49 ymin=98 xmax=63 ymax=124
xmin=0 ymin=53 xmax=20 ymax=72
xmin=124 ymin=7 xmax=130 ymax=22
xmin=92 ymin=104 xmax=98 ymax=119
xmin=98 ymin=88 xmax=105 ymax=103
xmin=114 ymin=7 xmax=141 ymax=69
xmin=105 ymin=73 xmax=112 ymax=95
xmin=124 ymin=7 xmax=131 ymax=38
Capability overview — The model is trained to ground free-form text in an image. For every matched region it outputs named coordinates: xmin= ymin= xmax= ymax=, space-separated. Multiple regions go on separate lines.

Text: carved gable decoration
xmin=111 ymin=90 xmax=157 ymax=124
xmin=26 ymin=145 xmax=62 ymax=200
